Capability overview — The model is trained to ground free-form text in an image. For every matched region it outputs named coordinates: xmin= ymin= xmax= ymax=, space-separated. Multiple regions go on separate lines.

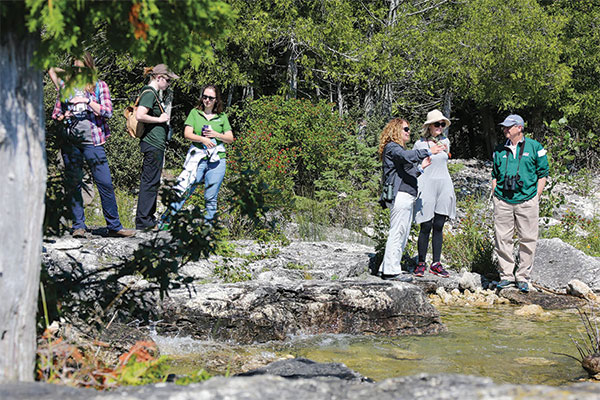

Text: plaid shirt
xmin=52 ymin=80 xmax=113 ymax=146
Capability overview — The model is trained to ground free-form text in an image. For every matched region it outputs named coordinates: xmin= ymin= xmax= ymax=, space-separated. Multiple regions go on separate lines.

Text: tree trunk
xmin=443 ymin=90 xmax=452 ymax=137
xmin=337 ymin=82 xmax=343 ymax=118
xmin=364 ymin=82 xmax=374 ymax=118
xmin=227 ymin=86 xmax=234 ymax=108
xmin=482 ymin=107 xmax=497 ymax=159
xmin=287 ymin=40 xmax=298 ymax=99
xmin=0 ymin=32 xmax=46 ymax=382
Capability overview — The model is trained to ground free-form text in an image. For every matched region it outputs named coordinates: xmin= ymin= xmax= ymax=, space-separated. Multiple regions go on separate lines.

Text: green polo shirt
xmin=138 ymin=86 xmax=168 ymax=151
xmin=184 ymin=108 xmax=231 ymax=158
xmin=492 ymin=137 xmax=549 ymax=204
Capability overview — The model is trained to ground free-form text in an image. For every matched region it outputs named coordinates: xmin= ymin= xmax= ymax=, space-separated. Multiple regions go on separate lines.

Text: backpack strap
xmin=135 ymin=88 xmax=165 ymax=113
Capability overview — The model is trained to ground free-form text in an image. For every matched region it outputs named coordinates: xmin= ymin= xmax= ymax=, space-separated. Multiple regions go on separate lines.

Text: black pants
xmin=136 ymin=141 xmax=164 ymax=229
xmin=417 ymin=213 xmax=447 ymax=263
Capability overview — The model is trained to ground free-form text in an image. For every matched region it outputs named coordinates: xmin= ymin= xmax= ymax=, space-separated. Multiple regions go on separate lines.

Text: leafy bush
xmin=443 ymin=195 xmax=498 ymax=278
xmin=229 ymin=96 xmax=352 ymax=198
xmin=543 ymin=211 xmax=600 ymax=257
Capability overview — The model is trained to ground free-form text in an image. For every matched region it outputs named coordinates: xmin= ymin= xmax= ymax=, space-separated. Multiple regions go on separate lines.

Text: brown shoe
xmin=72 ymin=228 xmax=86 ymax=238
xmin=107 ymin=229 xmax=136 ymax=238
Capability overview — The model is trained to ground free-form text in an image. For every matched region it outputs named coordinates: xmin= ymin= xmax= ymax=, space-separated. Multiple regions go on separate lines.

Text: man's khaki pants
xmin=493 ymin=196 xmax=539 ymax=282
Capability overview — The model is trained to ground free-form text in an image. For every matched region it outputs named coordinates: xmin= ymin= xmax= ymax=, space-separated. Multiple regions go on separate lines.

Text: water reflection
xmin=284 ymin=306 xmax=585 ymax=385
xmin=161 ymin=305 xmax=587 ymax=385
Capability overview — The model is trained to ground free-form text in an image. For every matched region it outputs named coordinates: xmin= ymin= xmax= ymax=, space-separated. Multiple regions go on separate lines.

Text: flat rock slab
xmin=532 ymin=238 xmax=600 ymax=293
xmin=156 ymin=280 xmax=445 ymax=343
xmin=499 ymin=288 xmax=587 ymax=310
xmin=3 ymin=373 xmax=600 ymax=400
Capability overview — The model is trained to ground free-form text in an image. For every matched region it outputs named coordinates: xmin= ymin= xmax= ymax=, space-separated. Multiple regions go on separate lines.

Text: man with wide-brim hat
xmin=491 ymin=114 xmax=549 ymax=293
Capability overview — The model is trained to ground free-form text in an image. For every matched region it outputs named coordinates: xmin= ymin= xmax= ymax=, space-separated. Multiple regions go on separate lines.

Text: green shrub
xmin=443 ymin=196 xmax=498 ymax=278
xmin=229 ymin=96 xmax=352 ymax=198
xmin=542 ymin=211 xmax=600 ymax=257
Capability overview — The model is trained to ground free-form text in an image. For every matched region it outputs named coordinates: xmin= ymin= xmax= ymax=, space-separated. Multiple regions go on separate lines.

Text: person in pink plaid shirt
xmin=49 ymin=52 xmax=135 ymax=238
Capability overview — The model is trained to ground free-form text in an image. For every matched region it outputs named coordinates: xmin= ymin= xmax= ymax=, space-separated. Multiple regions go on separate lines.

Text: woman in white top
xmin=412 ymin=109 xmax=456 ymax=278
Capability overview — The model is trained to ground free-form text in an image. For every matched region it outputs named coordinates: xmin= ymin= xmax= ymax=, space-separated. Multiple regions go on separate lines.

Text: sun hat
xmin=499 ymin=114 xmax=524 ymax=127
xmin=422 ymin=109 xmax=451 ymax=136
xmin=151 ymin=64 xmax=179 ymax=80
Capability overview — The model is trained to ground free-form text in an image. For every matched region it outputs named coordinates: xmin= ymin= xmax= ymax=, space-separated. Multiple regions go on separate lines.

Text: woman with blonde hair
xmin=134 ymin=64 xmax=179 ymax=230
xmin=412 ymin=109 xmax=456 ymax=278
xmin=378 ymin=118 xmax=445 ymax=280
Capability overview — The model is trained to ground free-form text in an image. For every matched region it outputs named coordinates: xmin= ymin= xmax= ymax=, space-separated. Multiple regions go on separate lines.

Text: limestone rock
xmin=156 ymin=281 xmax=446 ymax=343
xmin=458 ymin=271 xmax=483 ymax=292
xmin=514 ymin=304 xmax=547 ymax=317
xmin=568 ymin=279 xmax=594 ymax=298
xmin=236 ymin=357 xmax=370 ymax=382
xmin=532 ymin=238 xmax=600 ymax=293
xmin=3 ymin=372 xmax=600 ymax=400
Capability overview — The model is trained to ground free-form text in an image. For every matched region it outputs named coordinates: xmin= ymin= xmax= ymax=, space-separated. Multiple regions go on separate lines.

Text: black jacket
xmin=380 ymin=142 xmax=430 ymax=207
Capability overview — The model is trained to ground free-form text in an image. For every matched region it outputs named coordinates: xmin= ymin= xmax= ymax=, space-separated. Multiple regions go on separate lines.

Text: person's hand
xmin=64 ymin=110 xmax=73 ymax=119
xmin=421 ymin=157 xmax=432 ymax=169
xmin=69 ymin=96 xmax=88 ymax=104
xmin=157 ymin=112 xmax=170 ymax=123
xmin=429 ymin=142 xmax=446 ymax=154
xmin=203 ymin=127 xmax=219 ymax=138
xmin=201 ymin=137 xmax=216 ymax=148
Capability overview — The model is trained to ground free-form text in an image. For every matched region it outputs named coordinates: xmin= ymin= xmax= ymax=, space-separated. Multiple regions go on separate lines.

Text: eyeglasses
xmin=403 ymin=127 xmax=410 ymax=132
xmin=202 ymin=94 xmax=216 ymax=101
xmin=433 ymin=121 xmax=446 ymax=128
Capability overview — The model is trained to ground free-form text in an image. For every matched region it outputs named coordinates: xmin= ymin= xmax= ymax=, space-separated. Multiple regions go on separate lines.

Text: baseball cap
xmin=499 ymin=114 xmax=524 ymax=127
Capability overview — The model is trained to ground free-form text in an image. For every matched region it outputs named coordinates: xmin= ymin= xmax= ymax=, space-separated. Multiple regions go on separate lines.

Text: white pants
xmin=379 ymin=191 xmax=416 ymax=276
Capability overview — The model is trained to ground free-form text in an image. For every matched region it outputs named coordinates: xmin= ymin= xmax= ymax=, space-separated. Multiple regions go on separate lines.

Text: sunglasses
xmin=433 ymin=121 xmax=446 ymax=128
xmin=403 ymin=127 xmax=410 ymax=132
xmin=202 ymin=94 xmax=216 ymax=101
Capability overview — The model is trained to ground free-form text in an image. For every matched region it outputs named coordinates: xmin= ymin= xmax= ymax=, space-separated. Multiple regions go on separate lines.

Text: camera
xmin=503 ymin=174 xmax=523 ymax=192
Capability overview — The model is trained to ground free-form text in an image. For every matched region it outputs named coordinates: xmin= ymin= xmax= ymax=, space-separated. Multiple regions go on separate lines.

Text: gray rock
xmin=567 ymin=279 xmax=594 ymax=298
xmin=237 ymin=357 xmax=370 ymax=382
xmin=458 ymin=270 xmax=483 ymax=292
xmin=156 ymin=280 xmax=445 ymax=343
xmin=531 ymin=238 xmax=600 ymax=293
xmin=3 ymin=373 xmax=600 ymax=400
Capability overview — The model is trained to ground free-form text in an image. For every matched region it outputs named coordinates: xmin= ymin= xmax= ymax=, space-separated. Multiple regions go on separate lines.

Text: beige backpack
xmin=123 ymin=89 xmax=165 ymax=138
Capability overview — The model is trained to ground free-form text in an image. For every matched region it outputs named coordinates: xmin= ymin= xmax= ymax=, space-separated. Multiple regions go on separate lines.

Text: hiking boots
xmin=107 ymin=229 xmax=136 ymax=238
xmin=72 ymin=228 xmax=86 ymax=238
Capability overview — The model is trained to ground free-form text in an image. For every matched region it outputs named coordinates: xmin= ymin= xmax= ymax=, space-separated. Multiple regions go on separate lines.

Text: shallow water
xmin=160 ymin=305 xmax=588 ymax=385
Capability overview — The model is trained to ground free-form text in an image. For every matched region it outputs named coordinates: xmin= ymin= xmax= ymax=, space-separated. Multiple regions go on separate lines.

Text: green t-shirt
xmin=492 ymin=137 xmax=549 ymax=204
xmin=184 ymin=108 xmax=231 ymax=158
xmin=138 ymin=86 xmax=168 ymax=151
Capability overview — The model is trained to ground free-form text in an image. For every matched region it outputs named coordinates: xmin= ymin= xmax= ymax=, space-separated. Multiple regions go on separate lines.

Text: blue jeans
xmin=62 ymin=143 xmax=123 ymax=231
xmin=170 ymin=158 xmax=226 ymax=221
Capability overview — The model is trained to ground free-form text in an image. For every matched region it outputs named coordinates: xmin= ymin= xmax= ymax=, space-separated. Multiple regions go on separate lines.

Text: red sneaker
xmin=414 ymin=262 xmax=427 ymax=277
xmin=429 ymin=262 xmax=450 ymax=278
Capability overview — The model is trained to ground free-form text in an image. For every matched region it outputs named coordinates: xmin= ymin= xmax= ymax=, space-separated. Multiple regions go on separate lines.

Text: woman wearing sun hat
xmin=412 ymin=109 xmax=455 ymax=278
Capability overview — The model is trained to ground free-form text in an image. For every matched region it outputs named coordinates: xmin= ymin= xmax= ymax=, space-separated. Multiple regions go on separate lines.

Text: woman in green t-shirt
xmin=163 ymin=84 xmax=234 ymax=224
xmin=134 ymin=64 xmax=179 ymax=230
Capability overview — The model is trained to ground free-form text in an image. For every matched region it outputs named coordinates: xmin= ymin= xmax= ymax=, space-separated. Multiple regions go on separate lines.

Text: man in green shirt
xmin=491 ymin=114 xmax=549 ymax=293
